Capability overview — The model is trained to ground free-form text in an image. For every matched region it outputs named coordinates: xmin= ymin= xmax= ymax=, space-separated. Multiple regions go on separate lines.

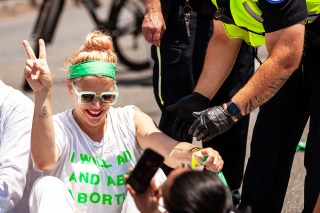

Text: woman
xmin=22 ymin=30 xmax=224 ymax=213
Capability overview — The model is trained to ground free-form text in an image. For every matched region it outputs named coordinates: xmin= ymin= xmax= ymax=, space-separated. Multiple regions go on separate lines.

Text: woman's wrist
xmin=191 ymin=147 xmax=202 ymax=170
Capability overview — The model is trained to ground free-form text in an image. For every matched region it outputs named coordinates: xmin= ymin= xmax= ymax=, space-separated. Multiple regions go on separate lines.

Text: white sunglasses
xmin=71 ymin=82 xmax=118 ymax=105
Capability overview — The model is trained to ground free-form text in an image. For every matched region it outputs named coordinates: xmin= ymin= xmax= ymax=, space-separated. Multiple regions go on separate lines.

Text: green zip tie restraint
xmin=296 ymin=141 xmax=306 ymax=152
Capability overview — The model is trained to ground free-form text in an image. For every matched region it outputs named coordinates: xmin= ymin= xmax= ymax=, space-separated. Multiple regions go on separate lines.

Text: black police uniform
xmin=151 ymin=0 xmax=255 ymax=201
xmin=239 ymin=0 xmax=320 ymax=212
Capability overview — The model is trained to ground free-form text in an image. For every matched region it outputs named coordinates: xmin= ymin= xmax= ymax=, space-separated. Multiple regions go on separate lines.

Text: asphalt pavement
xmin=0 ymin=1 xmax=307 ymax=212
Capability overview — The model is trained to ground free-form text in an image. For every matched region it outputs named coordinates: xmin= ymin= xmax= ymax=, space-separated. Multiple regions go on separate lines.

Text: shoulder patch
xmin=266 ymin=0 xmax=285 ymax=4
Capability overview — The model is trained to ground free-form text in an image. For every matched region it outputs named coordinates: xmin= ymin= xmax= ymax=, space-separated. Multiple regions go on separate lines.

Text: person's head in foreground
xmin=163 ymin=169 xmax=232 ymax=213
xmin=127 ymin=168 xmax=250 ymax=213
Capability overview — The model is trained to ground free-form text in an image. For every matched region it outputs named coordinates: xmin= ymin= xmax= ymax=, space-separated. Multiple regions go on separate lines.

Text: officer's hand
xmin=167 ymin=92 xmax=210 ymax=141
xmin=142 ymin=6 xmax=166 ymax=47
xmin=189 ymin=105 xmax=234 ymax=143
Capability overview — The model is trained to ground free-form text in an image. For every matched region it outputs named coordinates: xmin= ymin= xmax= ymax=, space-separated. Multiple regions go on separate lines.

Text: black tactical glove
xmin=167 ymin=92 xmax=210 ymax=141
xmin=189 ymin=105 xmax=235 ymax=143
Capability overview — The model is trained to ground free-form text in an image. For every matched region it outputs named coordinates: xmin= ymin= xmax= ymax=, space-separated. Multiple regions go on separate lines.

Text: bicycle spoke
xmin=112 ymin=0 xmax=150 ymax=70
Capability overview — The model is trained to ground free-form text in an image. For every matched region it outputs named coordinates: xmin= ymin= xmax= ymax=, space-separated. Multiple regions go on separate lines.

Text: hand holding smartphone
xmin=126 ymin=148 xmax=164 ymax=194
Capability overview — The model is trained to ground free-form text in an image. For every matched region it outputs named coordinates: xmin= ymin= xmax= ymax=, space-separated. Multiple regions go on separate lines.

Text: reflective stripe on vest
xmin=227 ymin=0 xmax=265 ymax=46
xmin=243 ymin=2 xmax=263 ymax=22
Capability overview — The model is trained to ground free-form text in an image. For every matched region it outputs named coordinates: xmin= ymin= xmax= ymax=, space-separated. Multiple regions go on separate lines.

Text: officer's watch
xmin=226 ymin=101 xmax=242 ymax=120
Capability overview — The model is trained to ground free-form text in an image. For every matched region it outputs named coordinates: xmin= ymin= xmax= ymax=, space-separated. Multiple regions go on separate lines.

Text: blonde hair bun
xmin=67 ymin=30 xmax=118 ymax=65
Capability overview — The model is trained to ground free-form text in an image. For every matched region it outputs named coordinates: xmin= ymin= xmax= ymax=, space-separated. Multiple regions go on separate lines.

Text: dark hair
xmin=164 ymin=170 xmax=232 ymax=213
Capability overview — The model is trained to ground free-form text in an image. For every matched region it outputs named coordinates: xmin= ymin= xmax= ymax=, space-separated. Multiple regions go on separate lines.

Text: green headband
xmin=69 ymin=60 xmax=117 ymax=79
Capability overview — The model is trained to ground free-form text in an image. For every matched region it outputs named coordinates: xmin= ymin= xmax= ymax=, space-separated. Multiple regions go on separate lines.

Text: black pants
xmin=240 ymin=19 xmax=320 ymax=213
xmin=151 ymin=0 xmax=254 ymax=191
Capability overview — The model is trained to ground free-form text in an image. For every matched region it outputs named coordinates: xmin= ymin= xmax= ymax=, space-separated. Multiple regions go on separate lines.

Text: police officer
xmin=169 ymin=0 xmax=320 ymax=212
xmin=142 ymin=0 xmax=255 ymax=205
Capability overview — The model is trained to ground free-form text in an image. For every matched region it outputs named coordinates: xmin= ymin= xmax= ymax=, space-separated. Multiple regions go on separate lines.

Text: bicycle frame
xmin=31 ymin=0 xmax=64 ymax=43
xmin=31 ymin=0 xmax=127 ymax=42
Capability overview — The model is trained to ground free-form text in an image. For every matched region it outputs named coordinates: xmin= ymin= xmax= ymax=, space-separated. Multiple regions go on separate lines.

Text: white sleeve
xmin=53 ymin=120 xmax=67 ymax=161
xmin=0 ymin=101 xmax=33 ymax=212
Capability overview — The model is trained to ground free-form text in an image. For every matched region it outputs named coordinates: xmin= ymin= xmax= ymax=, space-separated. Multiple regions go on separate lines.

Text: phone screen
xmin=126 ymin=148 xmax=164 ymax=194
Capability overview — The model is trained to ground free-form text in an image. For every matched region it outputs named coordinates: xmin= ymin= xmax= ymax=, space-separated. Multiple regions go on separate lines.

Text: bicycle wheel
xmin=111 ymin=0 xmax=151 ymax=71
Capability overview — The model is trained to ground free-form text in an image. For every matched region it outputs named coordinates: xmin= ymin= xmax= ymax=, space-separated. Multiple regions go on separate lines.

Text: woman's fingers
xmin=126 ymin=183 xmax=137 ymax=196
xmin=22 ymin=40 xmax=37 ymax=60
xmin=23 ymin=39 xmax=47 ymax=61
xmin=38 ymin=39 xmax=47 ymax=60
xmin=26 ymin=59 xmax=34 ymax=68
xmin=24 ymin=65 xmax=33 ymax=78
xmin=195 ymin=148 xmax=224 ymax=172
xmin=25 ymin=59 xmax=38 ymax=78
xmin=211 ymin=155 xmax=224 ymax=172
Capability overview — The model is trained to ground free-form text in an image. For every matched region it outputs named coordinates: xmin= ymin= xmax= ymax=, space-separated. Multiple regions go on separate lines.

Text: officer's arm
xmin=232 ymin=21 xmax=305 ymax=115
xmin=194 ymin=20 xmax=242 ymax=99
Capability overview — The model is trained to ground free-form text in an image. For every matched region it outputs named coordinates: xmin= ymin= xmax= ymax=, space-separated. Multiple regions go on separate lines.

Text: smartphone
xmin=126 ymin=148 xmax=164 ymax=194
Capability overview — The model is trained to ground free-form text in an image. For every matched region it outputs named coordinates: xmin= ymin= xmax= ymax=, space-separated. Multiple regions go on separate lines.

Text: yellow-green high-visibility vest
xmin=211 ymin=0 xmax=320 ymax=46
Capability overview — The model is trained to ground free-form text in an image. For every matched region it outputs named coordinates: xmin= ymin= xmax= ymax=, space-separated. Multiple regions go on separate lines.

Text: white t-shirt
xmin=46 ymin=105 xmax=143 ymax=213
xmin=0 ymin=80 xmax=40 ymax=213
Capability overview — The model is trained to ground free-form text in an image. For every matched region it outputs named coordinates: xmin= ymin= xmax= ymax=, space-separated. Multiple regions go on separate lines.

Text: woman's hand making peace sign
xmin=22 ymin=39 xmax=52 ymax=93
